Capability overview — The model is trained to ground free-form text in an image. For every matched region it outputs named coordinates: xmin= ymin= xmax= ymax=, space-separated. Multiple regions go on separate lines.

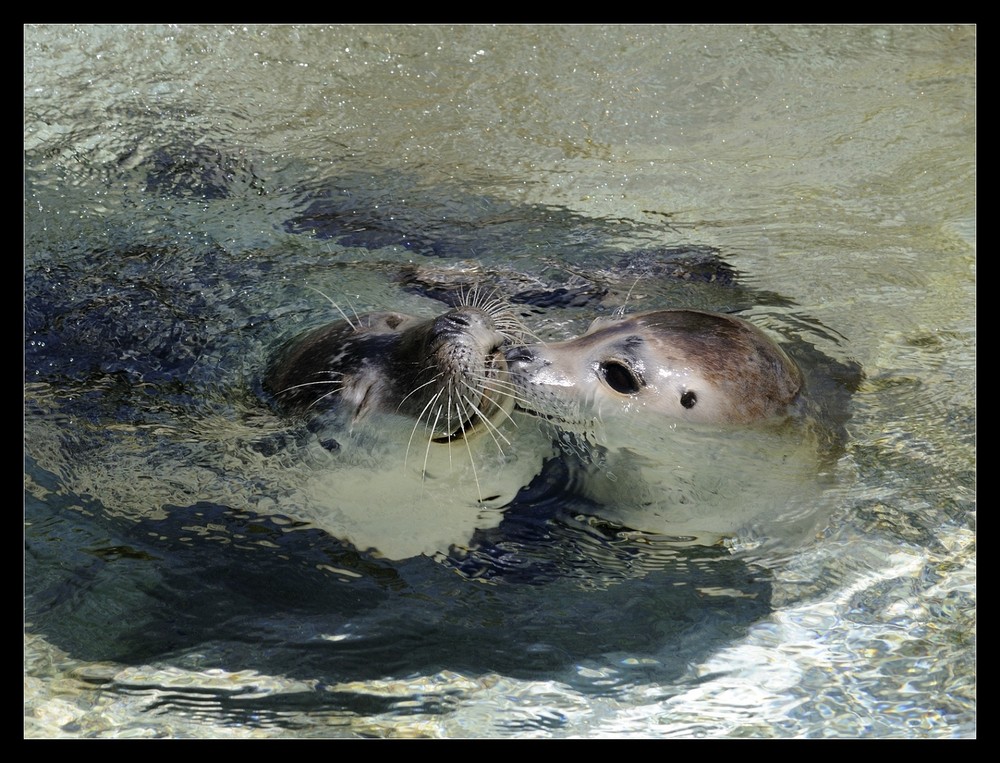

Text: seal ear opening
xmin=381 ymin=313 xmax=407 ymax=330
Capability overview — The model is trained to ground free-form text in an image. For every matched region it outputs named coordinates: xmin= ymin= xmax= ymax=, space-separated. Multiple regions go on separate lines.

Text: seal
xmin=505 ymin=308 xmax=803 ymax=428
xmin=260 ymin=290 xmax=550 ymax=560
xmin=264 ymin=291 xmax=525 ymax=444
xmin=503 ymin=309 xmax=824 ymax=548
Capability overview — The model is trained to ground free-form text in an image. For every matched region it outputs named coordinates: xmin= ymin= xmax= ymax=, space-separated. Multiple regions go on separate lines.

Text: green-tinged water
xmin=24 ymin=24 xmax=974 ymax=738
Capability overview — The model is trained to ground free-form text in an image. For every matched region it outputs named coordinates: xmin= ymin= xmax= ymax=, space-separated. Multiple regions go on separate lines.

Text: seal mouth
xmin=513 ymin=402 xmax=541 ymax=418
xmin=432 ymin=415 xmax=484 ymax=444
xmin=432 ymin=347 xmax=511 ymax=443
xmin=513 ymin=402 xmax=564 ymax=425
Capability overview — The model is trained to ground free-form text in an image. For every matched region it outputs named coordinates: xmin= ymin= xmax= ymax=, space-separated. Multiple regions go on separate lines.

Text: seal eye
xmin=680 ymin=390 xmax=697 ymax=409
xmin=600 ymin=361 xmax=641 ymax=395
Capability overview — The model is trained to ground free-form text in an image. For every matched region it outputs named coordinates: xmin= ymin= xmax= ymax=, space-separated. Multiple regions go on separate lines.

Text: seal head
xmin=264 ymin=295 xmax=525 ymax=443
xmin=506 ymin=308 xmax=803 ymax=429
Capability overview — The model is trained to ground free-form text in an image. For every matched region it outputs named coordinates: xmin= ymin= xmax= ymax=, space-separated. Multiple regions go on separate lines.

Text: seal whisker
xmin=479 ymin=378 xmax=539 ymax=420
xmin=431 ymin=376 xmax=485 ymax=500
xmin=304 ymin=286 xmax=359 ymax=331
xmin=457 ymin=411 xmax=485 ymax=503
xmin=308 ymin=383 xmax=353 ymax=411
xmin=274 ymin=373 xmax=346 ymax=392
xmin=475 ymin=372 xmax=523 ymax=400
xmin=273 ymin=378 xmax=344 ymax=396
xmin=272 ymin=377 xmax=346 ymax=407
xmin=395 ymin=374 xmax=447 ymax=414
xmin=458 ymin=388 xmax=512 ymax=450
xmin=615 ymin=277 xmax=642 ymax=318
xmin=454 ymin=377 xmax=515 ymax=444
xmin=420 ymin=402 xmax=447 ymax=480
xmin=265 ymin=292 xmax=530 ymax=510
xmin=405 ymin=389 xmax=448 ymax=470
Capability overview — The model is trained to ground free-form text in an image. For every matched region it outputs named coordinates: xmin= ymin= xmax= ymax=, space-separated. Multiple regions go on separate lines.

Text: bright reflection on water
xmin=24 ymin=25 xmax=974 ymax=738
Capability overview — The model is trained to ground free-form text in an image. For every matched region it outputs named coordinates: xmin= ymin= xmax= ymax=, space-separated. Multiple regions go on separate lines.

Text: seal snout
xmin=435 ymin=307 xmax=488 ymax=332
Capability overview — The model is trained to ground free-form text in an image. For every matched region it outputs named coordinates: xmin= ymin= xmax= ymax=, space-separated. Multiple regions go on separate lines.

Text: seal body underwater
xmin=261 ymin=292 xmax=548 ymax=560
xmin=504 ymin=309 xmax=832 ymax=549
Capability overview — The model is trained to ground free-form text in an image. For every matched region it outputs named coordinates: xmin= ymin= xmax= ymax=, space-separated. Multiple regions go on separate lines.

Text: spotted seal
xmin=261 ymin=291 xmax=549 ymax=560
xmin=504 ymin=308 xmax=804 ymax=427
xmin=502 ymin=309 xmax=829 ymax=548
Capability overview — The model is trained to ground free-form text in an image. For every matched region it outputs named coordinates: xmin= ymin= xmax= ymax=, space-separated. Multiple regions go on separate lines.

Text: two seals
xmin=265 ymin=301 xmax=821 ymax=554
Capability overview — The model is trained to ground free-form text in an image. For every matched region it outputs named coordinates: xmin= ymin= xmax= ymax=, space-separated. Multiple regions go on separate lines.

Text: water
xmin=24 ymin=24 xmax=975 ymax=738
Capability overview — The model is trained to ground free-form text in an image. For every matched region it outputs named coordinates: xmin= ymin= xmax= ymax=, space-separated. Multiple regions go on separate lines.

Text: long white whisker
xmin=307 ymin=387 xmax=346 ymax=410
xmin=443 ymin=385 xmax=459 ymax=468
xmin=396 ymin=373 xmax=445 ymax=414
xmin=460 ymin=409 xmax=484 ymax=503
xmin=613 ymin=280 xmax=640 ymax=319
xmin=275 ymin=377 xmax=344 ymax=395
xmin=305 ymin=285 xmax=358 ymax=330
xmin=404 ymin=390 xmax=444 ymax=469
xmin=459 ymin=389 xmax=510 ymax=453
xmin=481 ymin=374 xmax=538 ymax=416
xmin=454 ymin=377 xmax=515 ymax=445
xmin=422 ymin=404 xmax=446 ymax=480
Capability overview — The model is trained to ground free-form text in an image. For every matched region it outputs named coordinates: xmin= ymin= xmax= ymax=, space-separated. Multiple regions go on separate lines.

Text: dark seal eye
xmin=600 ymin=361 xmax=642 ymax=394
xmin=680 ymin=390 xmax=697 ymax=409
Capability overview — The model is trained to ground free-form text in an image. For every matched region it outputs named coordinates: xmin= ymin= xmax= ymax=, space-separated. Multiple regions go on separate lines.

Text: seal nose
xmin=430 ymin=308 xmax=492 ymax=341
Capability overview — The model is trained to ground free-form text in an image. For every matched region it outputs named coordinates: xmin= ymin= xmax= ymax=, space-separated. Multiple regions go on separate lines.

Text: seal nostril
xmin=504 ymin=346 xmax=535 ymax=363
xmin=600 ymin=361 xmax=642 ymax=394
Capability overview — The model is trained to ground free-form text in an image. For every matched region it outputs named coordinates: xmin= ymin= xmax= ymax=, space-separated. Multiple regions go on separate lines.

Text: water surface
xmin=24 ymin=24 xmax=975 ymax=738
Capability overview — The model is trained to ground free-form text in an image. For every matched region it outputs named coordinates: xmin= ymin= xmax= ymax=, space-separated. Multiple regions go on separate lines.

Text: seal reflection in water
xmin=505 ymin=309 xmax=831 ymax=550
xmin=262 ymin=291 xmax=545 ymax=560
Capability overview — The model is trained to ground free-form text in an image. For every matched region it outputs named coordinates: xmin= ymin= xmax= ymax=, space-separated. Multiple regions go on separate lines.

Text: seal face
xmin=259 ymin=292 xmax=555 ymax=560
xmin=506 ymin=308 xmax=803 ymax=429
xmin=264 ymin=293 xmax=525 ymax=443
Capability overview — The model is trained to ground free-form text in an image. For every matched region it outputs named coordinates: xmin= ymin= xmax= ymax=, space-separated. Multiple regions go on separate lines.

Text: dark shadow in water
xmin=283 ymin=171 xmax=800 ymax=313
